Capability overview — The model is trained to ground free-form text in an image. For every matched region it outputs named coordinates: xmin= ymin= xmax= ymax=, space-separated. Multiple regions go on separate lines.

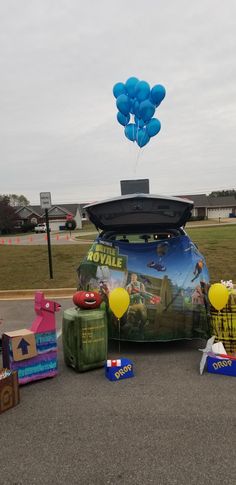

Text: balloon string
xmin=134 ymin=146 xmax=147 ymax=174
xmin=134 ymin=149 xmax=142 ymax=174
xmin=118 ymin=318 xmax=120 ymax=354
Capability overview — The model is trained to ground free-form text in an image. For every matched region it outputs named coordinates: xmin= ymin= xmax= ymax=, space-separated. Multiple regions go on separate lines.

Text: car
xmin=77 ymin=193 xmax=210 ymax=342
xmin=34 ymin=223 xmax=50 ymax=233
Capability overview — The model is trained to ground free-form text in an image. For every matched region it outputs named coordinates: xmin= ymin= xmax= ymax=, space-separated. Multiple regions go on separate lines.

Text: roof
xmin=177 ymin=194 xmax=236 ymax=208
xmin=207 ymin=196 xmax=236 ymax=207
xmin=28 ymin=204 xmax=80 ymax=216
xmin=15 ymin=203 xmax=81 ymax=217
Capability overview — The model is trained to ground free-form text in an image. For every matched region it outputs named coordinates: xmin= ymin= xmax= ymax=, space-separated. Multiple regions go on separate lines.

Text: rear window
xmin=100 ymin=229 xmax=183 ymax=243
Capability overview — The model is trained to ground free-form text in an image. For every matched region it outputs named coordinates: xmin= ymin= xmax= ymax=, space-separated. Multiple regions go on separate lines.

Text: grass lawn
xmin=186 ymin=225 xmax=236 ymax=282
xmin=0 ymin=245 xmax=90 ymax=290
xmin=0 ymin=225 xmax=235 ymax=290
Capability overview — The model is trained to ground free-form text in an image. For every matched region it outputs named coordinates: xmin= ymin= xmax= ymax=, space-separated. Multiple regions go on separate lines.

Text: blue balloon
xmin=134 ymin=116 xmax=145 ymax=128
xmin=125 ymin=123 xmax=137 ymax=142
xmin=113 ymin=82 xmax=127 ymax=98
xmin=139 ymin=100 xmax=155 ymax=122
xmin=129 ymin=98 xmax=135 ymax=114
xmin=125 ymin=77 xmax=139 ymax=98
xmin=150 ymin=84 xmax=166 ymax=107
xmin=146 ymin=118 xmax=161 ymax=137
xmin=116 ymin=94 xmax=131 ymax=116
xmin=134 ymin=81 xmax=150 ymax=101
xmin=136 ymin=128 xmax=150 ymax=147
xmin=117 ymin=111 xmax=130 ymax=126
xmin=133 ymin=99 xmax=140 ymax=117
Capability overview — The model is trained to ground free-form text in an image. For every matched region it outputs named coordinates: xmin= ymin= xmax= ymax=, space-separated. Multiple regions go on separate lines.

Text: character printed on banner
xmin=147 ymin=241 xmax=169 ymax=272
xmin=191 ymin=260 xmax=204 ymax=282
xmin=125 ymin=273 xmax=148 ymax=331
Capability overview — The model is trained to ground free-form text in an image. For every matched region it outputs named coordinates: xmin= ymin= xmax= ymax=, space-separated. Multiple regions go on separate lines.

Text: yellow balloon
xmin=109 ymin=288 xmax=130 ymax=319
xmin=208 ymin=283 xmax=229 ymax=311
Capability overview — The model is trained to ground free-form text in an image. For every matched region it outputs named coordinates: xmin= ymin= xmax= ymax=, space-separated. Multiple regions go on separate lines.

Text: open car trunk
xmin=84 ymin=193 xmax=194 ymax=233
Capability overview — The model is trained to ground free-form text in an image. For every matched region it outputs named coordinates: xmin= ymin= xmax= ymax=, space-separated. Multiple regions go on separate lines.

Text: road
xmin=0 ymin=231 xmax=96 ymax=245
xmin=1 ymin=221 xmax=236 ymax=246
xmin=1 ymin=298 xmax=236 ymax=484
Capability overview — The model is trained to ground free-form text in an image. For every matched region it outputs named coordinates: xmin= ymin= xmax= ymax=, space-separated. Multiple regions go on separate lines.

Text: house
xmin=15 ymin=203 xmax=83 ymax=231
xmin=178 ymin=194 xmax=236 ymax=219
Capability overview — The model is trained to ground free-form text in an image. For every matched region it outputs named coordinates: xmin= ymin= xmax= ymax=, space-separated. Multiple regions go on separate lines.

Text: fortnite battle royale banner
xmin=78 ymin=236 xmax=210 ymax=342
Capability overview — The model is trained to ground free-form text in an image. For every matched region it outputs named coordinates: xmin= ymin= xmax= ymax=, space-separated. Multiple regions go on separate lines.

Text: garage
xmin=207 ymin=207 xmax=232 ymax=219
xmin=49 ymin=220 xmax=66 ymax=231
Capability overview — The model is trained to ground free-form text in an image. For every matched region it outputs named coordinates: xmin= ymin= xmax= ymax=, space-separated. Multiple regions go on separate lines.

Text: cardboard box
xmin=0 ymin=370 xmax=20 ymax=414
xmin=105 ymin=358 xmax=134 ymax=381
xmin=3 ymin=329 xmax=37 ymax=362
xmin=207 ymin=356 xmax=236 ymax=377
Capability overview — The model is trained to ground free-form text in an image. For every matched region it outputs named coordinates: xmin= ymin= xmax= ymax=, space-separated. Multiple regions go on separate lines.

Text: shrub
xmin=65 ymin=219 xmax=77 ymax=230
xmin=21 ymin=222 xmax=36 ymax=233
xmin=189 ymin=215 xmax=206 ymax=221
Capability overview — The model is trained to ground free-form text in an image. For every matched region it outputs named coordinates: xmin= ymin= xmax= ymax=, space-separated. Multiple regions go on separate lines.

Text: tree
xmin=209 ymin=189 xmax=236 ymax=198
xmin=0 ymin=196 xmax=18 ymax=234
xmin=65 ymin=219 xmax=77 ymax=231
xmin=7 ymin=194 xmax=30 ymax=206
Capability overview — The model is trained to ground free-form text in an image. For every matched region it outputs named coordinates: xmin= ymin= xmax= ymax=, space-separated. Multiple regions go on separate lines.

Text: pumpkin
xmin=73 ymin=291 xmax=102 ymax=309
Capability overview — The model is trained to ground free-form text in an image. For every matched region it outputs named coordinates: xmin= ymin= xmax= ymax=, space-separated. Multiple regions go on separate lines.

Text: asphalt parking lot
xmin=1 ymin=298 xmax=236 ymax=485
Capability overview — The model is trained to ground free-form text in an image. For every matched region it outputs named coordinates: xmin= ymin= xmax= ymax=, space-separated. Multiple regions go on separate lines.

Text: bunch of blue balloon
xmin=113 ymin=77 xmax=166 ymax=148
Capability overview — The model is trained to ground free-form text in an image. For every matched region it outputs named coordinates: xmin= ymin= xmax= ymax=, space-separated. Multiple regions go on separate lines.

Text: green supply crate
xmin=62 ymin=308 xmax=107 ymax=372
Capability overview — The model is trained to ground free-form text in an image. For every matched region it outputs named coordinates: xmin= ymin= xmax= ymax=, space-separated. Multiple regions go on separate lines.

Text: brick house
xmin=15 ymin=203 xmax=83 ymax=231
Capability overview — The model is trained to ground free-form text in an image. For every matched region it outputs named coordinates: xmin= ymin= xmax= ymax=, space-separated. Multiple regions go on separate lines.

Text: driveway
xmin=1 ymin=298 xmax=236 ymax=484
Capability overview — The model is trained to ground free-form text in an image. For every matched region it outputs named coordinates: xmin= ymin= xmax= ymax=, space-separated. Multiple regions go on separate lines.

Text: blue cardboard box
xmin=207 ymin=356 xmax=236 ymax=377
xmin=105 ymin=358 xmax=134 ymax=381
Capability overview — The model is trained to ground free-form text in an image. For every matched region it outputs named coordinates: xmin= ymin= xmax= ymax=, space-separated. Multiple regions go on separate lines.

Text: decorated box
xmin=207 ymin=355 xmax=236 ymax=377
xmin=105 ymin=358 xmax=134 ymax=381
xmin=2 ymin=328 xmax=58 ymax=385
xmin=2 ymin=292 xmax=60 ymax=385
xmin=210 ymin=300 xmax=236 ymax=355
xmin=0 ymin=369 xmax=20 ymax=414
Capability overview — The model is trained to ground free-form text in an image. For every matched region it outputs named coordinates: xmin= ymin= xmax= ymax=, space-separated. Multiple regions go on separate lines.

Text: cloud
xmin=1 ymin=0 xmax=236 ymax=203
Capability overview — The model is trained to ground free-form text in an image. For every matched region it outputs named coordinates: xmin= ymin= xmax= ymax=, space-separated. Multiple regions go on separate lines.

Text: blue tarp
xmin=78 ymin=234 xmax=210 ymax=341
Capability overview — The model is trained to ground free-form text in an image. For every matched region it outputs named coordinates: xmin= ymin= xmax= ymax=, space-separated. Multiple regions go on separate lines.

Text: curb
xmin=0 ymin=288 xmax=76 ymax=301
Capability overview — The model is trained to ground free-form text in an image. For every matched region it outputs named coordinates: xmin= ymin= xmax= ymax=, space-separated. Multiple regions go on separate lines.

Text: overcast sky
xmin=1 ymin=0 xmax=236 ymax=204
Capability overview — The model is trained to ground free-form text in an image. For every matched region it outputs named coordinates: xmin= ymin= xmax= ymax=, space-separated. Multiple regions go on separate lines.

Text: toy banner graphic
xmin=77 ymin=236 xmax=210 ymax=342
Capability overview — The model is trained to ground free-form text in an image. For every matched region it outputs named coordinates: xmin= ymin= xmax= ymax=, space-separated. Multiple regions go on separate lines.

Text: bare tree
xmin=7 ymin=194 xmax=30 ymax=206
